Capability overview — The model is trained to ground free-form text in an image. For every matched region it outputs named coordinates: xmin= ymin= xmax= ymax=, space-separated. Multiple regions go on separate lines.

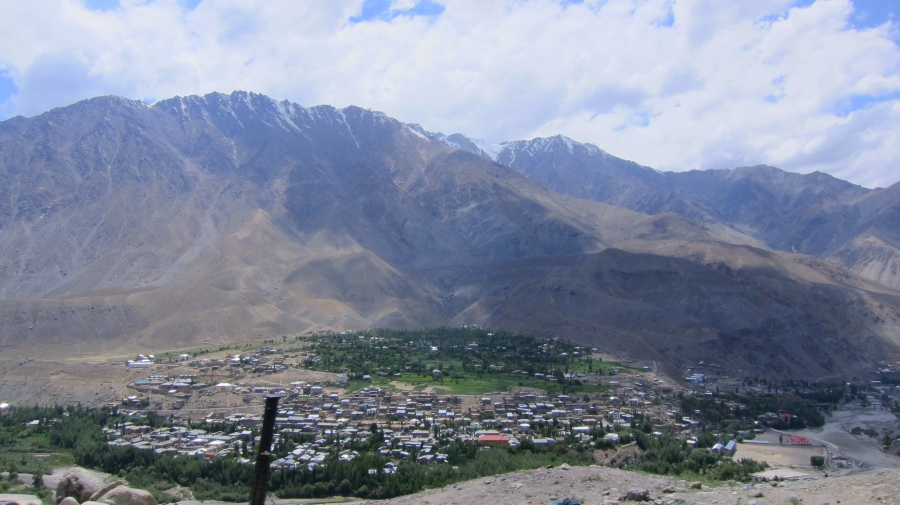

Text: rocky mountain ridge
xmin=0 ymin=91 xmax=898 ymax=380
xmin=434 ymin=131 xmax=900 ymax=292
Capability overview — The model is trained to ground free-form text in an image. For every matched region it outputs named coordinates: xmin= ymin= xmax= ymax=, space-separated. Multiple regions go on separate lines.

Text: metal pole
xmin=249 ymin=395 xmax=280 ymax=505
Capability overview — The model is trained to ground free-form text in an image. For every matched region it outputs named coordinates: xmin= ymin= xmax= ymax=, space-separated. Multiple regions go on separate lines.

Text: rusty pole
xmin=249 ymin=395 xmax=280 ymax=505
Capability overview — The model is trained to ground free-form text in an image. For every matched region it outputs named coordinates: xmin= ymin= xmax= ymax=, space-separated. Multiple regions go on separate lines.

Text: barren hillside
xmin=0 ymin=92 xmax=898 ymax=379
xmin=446 ymin=133 xmax=900 ymax=292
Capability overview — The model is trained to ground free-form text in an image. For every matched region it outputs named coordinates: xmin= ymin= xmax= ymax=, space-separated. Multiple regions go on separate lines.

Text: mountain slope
xmin=0 ymin=92 xmax=898 ymax=380
xmin=440 ymin=132 xmax=899 ymax=291
xmin=819 ymin=181 xmax=900 ymax=290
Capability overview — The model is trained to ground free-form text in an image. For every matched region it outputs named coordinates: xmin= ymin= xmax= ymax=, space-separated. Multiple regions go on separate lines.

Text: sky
xmin=1 ymin=0 xmax=900 ymax=188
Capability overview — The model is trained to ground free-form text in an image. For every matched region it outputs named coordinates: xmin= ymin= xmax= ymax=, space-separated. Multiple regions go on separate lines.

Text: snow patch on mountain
xmin=404 ymin=123 xmax=428 ymax=140
xmin=470 ymin=138 xmax=504 ymax=161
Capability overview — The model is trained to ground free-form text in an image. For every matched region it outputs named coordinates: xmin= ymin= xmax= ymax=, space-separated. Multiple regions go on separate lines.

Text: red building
xmin=477 ymin=434 xmax=510 ymax=446
xmin=789 ymin=435 xmax=810 ymax=445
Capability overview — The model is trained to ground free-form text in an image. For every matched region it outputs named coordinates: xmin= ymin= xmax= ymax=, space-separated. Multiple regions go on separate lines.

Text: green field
xmin=352 ymin=373 xmax=610 ymax=396
xmin=0 ymin=451 xmax=74 ymax=475
xmin=0 ymin=428 xmax=75 ymax=475
xmin=316 ymin=328 xmax=620 ymax=396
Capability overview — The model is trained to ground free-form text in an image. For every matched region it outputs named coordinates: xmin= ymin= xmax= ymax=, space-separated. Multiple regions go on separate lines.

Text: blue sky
xmin=350 ymin=0 xmax=445 ymax=22
xmin=0 ymin=73 xmax=16 ymax=106
xmin=82 ymin=0 xmax=204 ymax=10
xmin=847 ymin=0 xmax=899 ymax=30
xmin=1 ymin=0 xmax=900 ymax=188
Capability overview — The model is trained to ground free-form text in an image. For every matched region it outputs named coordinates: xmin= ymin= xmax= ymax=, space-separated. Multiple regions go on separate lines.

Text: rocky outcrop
xmin=53 ymin=469 xmax=154 ymax=505
xmin=88 ymin=481 xmax=125 ymax=502
xmin=56 ymin=468 xmax=106 ymax=504
xmin=96 ymin=486 xmax=157 ymax=505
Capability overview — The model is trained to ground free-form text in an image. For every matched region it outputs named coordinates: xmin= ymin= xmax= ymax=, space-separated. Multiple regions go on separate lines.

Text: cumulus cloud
xmin=0 ymin=0 xmax=899 ymax=187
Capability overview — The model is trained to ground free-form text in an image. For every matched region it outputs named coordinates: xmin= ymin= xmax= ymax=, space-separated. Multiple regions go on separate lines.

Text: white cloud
xmin=0 ymin=0 xmax=899 ymax=187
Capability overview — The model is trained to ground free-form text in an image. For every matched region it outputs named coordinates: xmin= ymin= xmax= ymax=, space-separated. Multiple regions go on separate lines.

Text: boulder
xmin=622 ymin=489 xmax=649 ymax=501
xmin=59 ymin=498 xmax=79 ymax=505
xmin=56 ymin=469 xmax=106 ymax=504
xmin=689 ymin=481 xmax=702 ymax=490
xmin=662 ymin=486 xmax=676 ymax=493
xmin=96 ymin=486 xmax=157 ymax=505
xmin=88 ymin=481 xmax=125 ymax=502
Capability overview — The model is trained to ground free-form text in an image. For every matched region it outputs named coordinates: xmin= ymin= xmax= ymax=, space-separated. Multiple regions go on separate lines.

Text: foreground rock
xmin=88 ymin=480 xmax=125 ymax=502
xmin=96 ymin=485 xmax=157 ymax=505
xmin=622 ymin=489 xmax=649 ymax=501
xmin=43 ymin=467 xmax=110 ymax=497
xmin=53 ymin=468 xmax=156 ymax=505
xmin=359 ymin=465 xmax=900 ymax=505
xmin=56 ymin=468 xmax=107 ymax=504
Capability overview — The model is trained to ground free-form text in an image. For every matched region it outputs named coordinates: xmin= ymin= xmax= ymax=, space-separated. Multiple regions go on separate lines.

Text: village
xmin=106 ymin=330 xmax=853 ymax=476
xmin=0 ymin=328 xmax=896 ymax=505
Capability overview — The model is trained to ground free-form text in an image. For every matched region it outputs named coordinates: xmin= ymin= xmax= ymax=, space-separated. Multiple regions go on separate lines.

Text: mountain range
xmin=432 ymin=131 xmax=900 ymax=293
xmin=0 ymin=91 xmax=898 ymax=380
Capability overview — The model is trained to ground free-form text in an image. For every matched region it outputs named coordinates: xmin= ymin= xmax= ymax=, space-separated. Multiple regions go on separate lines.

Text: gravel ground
xmin=357 ymin=464 xmax=900 ymax=505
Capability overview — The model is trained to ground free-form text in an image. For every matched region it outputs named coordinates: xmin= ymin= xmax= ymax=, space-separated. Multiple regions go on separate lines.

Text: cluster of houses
xmin=113 ymin=367 xmax=718 ymax=468
xmin=187 ymin=347 xmax=292 ymax=375
xmin=126 ymin=354 xmax=156 ymax=369
xmin=124 ymin=347 xmax=294 ymax=375
xmin=105 ymin=424 xmax=251 ymax=457
xmin=116 ymin=344 xmax=805 ymax=472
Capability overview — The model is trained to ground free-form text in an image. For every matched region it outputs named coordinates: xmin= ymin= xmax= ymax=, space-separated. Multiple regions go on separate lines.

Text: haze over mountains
xmin=0 ymin=91 xmax=898 ymax=380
